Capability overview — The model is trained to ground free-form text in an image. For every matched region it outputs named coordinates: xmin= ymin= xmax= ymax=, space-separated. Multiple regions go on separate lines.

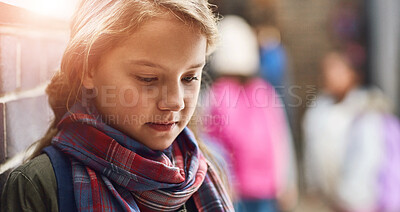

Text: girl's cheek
xmin=119 ymin=87 xmax=140 ymax=107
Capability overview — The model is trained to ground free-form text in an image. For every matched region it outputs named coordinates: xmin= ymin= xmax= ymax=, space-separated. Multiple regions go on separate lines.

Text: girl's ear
xmin=82 ymin=69 xmax=95 ymax=89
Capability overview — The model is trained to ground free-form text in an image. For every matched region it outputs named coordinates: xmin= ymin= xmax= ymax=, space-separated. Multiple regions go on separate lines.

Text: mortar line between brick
xmin=0 ymin=151 xmax=24 ymax=174
xmin=0 ymin=83 xmax=47 ymax=103
xmin=0 ymin=145 xmax=35 ymax=174
xmin=16 ymin=42 xmax=21 ymax=88
xmin=2 ymin=104 xmax=6 ymax=160
xmin=0 ymin=26 xmax=68 ymax=41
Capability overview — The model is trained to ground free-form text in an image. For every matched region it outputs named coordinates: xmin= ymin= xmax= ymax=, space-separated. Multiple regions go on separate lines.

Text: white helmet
xmin=211 ymin=15 xmax=259 ymax=76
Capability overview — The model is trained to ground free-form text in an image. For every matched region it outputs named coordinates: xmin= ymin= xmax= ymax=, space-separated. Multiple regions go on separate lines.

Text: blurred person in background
xmin=204 ymin=15 xmax=298 ymax=212
xmin=256 ymin=25 xmax=295 ymax=130
xmin=303 ymin=49 xmax=400 ymax=212
xmin=257 ymin=25 xmax=288 ymax=93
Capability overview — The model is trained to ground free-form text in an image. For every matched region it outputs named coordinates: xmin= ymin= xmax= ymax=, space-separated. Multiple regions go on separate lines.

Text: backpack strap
xmin=43 ymin=146 xmax=77 ymax=212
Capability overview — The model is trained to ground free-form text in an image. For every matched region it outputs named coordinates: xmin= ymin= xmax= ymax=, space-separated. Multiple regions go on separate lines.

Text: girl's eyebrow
xmin=128 ymin=59 xmax=205 ymax=70
xmin=128 ymin=60 xmax=163 ymax=69
xmin=189 ymin=62 xmax=206 ymax=69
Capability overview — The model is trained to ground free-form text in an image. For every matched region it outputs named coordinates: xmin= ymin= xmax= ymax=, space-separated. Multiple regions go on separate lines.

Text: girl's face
xmin=83 ymin=13 xmax=207 ymax=150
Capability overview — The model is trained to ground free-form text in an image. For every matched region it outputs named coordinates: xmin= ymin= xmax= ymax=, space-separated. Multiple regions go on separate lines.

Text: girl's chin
xmin=144 ymin=140 xmax=175 ymax=151
xmin=139 ymin=131 xmax=180 ymax=151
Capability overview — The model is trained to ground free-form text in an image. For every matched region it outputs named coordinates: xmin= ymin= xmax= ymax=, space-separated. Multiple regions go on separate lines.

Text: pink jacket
xmin=205 ymin=77 xmax=292 ymax=199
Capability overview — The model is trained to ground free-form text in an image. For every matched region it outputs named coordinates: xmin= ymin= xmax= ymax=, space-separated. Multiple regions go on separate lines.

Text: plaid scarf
xmin=51 ymin=103 xmax=233 ymax=212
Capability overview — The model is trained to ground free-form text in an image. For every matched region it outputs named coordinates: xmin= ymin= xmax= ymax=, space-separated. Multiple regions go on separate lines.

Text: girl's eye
xmin=182 ymin=76 xmax=199 ymax=83
xmin=136 ymin=76 xmax=158 ymax=83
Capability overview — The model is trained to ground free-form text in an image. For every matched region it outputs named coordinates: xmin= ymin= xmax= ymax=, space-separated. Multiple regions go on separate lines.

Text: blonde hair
xmin=29 ymin=0 xmax=220 ymax=159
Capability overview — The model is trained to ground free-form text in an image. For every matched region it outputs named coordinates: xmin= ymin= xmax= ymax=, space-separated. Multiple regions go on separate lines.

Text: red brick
xmin=5 ymin=95 xmax=52 ymax=157
xmin=0 ymin=35 xmax=18 ymax=94
xmin=20 ymin=37 xmax=45 ymax=89
xmin=43 ymin=39 xmax=67 ymax=81
xmin=0 ymin=103 xmax=5 ymax=163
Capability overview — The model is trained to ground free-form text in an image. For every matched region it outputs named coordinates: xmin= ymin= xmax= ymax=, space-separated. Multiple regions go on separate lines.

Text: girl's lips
xmin=146 ymin=122 xmax=177 ymax=132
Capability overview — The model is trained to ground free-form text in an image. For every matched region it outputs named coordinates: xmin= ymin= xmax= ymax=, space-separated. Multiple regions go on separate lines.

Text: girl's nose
xmin=157 ymin=84 xmax=185 ymax=111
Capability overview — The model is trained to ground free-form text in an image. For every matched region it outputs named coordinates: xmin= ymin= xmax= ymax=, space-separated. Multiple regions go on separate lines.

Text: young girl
xmin=1 ymin=0 xmax=234 ymax=211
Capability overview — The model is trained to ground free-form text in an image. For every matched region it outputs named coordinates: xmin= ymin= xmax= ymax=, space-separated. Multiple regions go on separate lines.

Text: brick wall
xmin=275 ymin=0 xmax=338 ymax=149
xmin=0 ymin=2 xmax=68 ymax=192
xmin=274 ymin=0 xmax=340 ymax=190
